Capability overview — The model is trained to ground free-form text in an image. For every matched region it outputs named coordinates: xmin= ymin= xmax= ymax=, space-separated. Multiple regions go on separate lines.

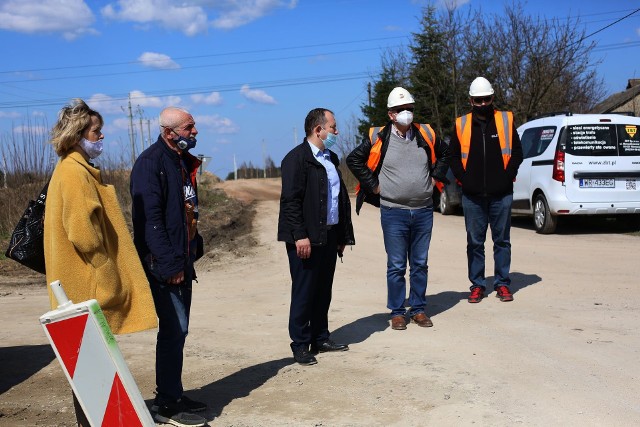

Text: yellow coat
xmin=44 ymin=150 xmax=157 ymax=334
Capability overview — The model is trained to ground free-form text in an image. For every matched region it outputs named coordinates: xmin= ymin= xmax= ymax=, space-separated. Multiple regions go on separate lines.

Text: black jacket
xmin=277 ymin=140 xmax=355 ymax=247
xmin=130 ymin=136 xmax=202 ymax=282
xmin=346 ymin=122 xmax=451 ymax=214
xmin=450 ymin=112 xmax=523 ymax=197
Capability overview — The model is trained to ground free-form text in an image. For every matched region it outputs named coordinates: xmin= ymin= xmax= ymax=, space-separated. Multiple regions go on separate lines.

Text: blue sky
xmin=0 ymin=0 xmax=639 ymax=179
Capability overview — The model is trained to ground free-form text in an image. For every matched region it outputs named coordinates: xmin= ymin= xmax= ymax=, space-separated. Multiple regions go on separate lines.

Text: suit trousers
xmin=286 ymin=228 xmax=338 ymax=351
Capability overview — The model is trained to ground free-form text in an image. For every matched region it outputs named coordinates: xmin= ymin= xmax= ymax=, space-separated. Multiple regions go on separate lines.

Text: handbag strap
xmin=35 ymin=180 xmax=50 ymax=207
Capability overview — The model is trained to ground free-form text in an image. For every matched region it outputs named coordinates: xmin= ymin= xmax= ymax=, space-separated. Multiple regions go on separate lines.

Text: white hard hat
xmin=469 ymin=77 xmax=494 ymax=97
xmin=387 ymin=87 xmax=415 ymax=108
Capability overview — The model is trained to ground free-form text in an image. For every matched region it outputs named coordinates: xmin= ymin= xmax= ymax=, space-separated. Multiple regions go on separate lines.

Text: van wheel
xmin=439 ymin=188 xmax=455 ymax=215
xmin=533 ymin=194 xmax=557 ymax=234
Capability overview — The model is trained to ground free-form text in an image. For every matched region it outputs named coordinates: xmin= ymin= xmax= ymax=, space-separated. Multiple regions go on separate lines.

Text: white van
xmin=512 ymin=113 xmax=640 ymax=233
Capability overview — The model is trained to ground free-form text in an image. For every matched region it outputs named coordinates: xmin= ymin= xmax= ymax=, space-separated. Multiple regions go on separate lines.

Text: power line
xmin=0 ymin=35 xmax=408 ymax=76
xmin=0 ymin=71 xmax=375 ymax=109
xmin=0 ymin=45 xmax=402 ymax=85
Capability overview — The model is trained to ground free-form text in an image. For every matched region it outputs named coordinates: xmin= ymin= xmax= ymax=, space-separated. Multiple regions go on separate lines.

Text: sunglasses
xmin=471 ymin=96 xmax=493 ymax=105
xmin=391 ymin=107 xmax=414 ymax=113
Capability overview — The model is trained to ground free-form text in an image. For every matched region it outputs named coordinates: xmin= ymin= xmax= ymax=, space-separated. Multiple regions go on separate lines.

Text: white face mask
xmin=78 ymin=138 xmax=104 ymax=159
xmin=395 ymin=110 xmax=414 ymax=126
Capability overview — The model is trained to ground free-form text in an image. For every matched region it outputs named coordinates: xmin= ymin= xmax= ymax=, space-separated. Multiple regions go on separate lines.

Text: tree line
xmin=358 ymin=1 xmax=605 ymax=140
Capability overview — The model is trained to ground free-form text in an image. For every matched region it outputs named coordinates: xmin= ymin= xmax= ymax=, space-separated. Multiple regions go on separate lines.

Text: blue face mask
xmin=322 ymin=130 xmax=337 ymax=150
xmin=173 ymin=134 xmax=197 ymax=151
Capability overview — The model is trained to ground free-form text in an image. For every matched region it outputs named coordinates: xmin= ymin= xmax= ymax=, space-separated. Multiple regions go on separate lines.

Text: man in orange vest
xmin=347 ymin=87 xmax=450 ymax=330
xmin=450 ymin=77 xmax=523 ymax=303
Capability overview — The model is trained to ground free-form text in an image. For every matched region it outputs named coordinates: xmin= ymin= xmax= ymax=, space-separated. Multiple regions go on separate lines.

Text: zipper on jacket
xmin=481 ymin=121 xmax=487 ymax=196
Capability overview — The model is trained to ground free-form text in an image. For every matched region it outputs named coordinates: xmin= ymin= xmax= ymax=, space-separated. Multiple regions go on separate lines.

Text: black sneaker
xmin=180 ymin=395 xmax=207 ymax=412
xmin=292 ymin=347 xmax=317 ymax=365
xmin=154 ymin=400 xmax=206 ymax=427
xmin=151 ymin=395 xmax=207 ymax=413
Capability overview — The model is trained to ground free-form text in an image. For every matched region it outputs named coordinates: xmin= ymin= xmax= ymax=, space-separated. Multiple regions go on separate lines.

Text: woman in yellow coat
xmin=44 ymin=99 xmax=157 ymax=425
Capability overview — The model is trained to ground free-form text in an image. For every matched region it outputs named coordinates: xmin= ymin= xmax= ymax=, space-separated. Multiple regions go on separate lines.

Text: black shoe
xmin=154 ymin=400 xmax=206 ymax=427
xmin=152 ymin=395 xmax=207 ymax=413
xmin=292 ymin=347 xmax=317 ymax=365
xmin=310 ymin=340 xmax=349 ymax=354
xmin=181 ymin=395 xmax=207 ymax=412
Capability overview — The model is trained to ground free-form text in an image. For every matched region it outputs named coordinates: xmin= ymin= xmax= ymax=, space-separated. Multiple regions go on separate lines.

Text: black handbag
xmin=5 ymin=182 xmax=49 ymax=274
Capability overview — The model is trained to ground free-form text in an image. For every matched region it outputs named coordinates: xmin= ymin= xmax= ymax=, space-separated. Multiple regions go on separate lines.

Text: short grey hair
xmin=159 ymin=106 xmax=191 ymax=130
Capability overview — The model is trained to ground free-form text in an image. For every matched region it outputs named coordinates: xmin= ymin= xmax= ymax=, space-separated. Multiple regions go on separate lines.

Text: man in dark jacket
xmin=450 ymin=77 xmax=523 ymax=304
xmin=130 ymin=106 xmax=206 ymax=427
xmin=347 ymin=87 xmax=450 ymax=331
xmin=278 ymin=108 xmax=355 ymax=366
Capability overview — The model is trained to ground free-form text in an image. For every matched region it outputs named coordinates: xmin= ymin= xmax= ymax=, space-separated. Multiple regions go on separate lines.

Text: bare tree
xmin=463 ymin=1 xmax=606 ymax=123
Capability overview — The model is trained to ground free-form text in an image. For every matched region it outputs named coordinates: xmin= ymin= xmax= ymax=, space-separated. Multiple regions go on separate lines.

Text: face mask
xmin=322 ymin=131 xmax=337 ymax=150
xmin=174 ymin=134 xmax=197 ymax=151
xmin=472 ymin=104 xmax=494 ymax=117
xmin=395 ymin=110 xmax=414 ymax=126
xmin=78 ymin=138 xmax=103 ymax=159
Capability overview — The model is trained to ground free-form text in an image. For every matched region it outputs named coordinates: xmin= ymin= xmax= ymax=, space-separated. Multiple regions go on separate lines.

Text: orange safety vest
xmin=455 ymin=111 xmax=513 ymax=169
xmin=356 ymin=123 xmax=437 ymax=194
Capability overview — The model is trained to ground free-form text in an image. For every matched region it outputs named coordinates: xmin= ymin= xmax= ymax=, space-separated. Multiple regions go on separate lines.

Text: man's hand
xmin=373 ymin=185 xmax=380 ymax=195
xmin=167 ymin=271 xmax=185 ymax=285
xmin=295 ymin=238 xmax=311 ymax=259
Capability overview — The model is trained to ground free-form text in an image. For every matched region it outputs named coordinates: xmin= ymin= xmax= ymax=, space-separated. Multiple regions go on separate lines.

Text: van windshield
xmin=565 ymin=123 xmax=640 ymax=156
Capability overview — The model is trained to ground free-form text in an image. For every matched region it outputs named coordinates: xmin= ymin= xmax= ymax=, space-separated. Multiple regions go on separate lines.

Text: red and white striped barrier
xmin=40 ymin=280 xmax=155 ymax=426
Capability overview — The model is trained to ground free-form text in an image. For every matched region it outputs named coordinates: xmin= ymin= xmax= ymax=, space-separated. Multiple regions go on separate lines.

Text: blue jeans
xmin=149 ymin=278 xmax=192 ymax=404
xmin=461 ymin=194 xmax=513 ymax=290
xmin=380 ymin=206 xmax=433 ymax=317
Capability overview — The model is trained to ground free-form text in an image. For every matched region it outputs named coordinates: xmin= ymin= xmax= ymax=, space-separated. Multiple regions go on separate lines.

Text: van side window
xmin=520 ymin=126 xmax=556 ymax=159
xmin=565 ymin=124 xmax=617 ymax=156
xmin=618 ymin=124 xmax=640 ymax=156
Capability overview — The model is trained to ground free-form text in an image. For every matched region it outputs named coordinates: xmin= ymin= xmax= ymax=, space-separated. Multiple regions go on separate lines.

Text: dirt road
xmin=1 ymin=178 xmax=639 ymax=426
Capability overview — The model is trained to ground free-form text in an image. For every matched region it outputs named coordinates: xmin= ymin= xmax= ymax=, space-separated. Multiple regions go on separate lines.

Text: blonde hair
xmin=50 ymin=99 xmax=103 ymax=156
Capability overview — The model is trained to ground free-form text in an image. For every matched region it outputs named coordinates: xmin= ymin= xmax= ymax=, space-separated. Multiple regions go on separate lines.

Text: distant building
xmin=590 ymin=79 xmax=640 ymax=116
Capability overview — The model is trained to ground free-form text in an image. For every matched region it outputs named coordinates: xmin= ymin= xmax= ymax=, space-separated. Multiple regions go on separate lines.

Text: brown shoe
xmin=410 ymin=312 xmax=433 ymax=327
xmin=390 ymin=315 xmax=407 ymax=330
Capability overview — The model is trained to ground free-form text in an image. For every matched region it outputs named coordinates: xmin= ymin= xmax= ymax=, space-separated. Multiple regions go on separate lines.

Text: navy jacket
xmin=277 ymin=139 xmax=355 ymax=247
xmin=130 ymin=136 xmax=202 ymax=282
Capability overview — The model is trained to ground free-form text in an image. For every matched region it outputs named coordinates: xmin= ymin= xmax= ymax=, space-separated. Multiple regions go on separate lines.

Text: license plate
xmin=579 ymin=178 xmax=615 ymax=188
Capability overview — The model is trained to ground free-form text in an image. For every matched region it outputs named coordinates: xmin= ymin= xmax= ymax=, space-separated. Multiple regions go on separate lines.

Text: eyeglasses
xmin=471 ymin=96 xmax=493 ymax=105
xmin=391 ymin=107 xmax=414 ymax=113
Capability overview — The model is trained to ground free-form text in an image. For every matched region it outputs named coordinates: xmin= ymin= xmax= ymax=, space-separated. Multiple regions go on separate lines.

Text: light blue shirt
xmin=308 ymin=141 xmax=340 ymax=225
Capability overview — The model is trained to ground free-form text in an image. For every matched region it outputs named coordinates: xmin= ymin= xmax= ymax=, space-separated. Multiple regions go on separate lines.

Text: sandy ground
xmin=1 ymin=177 xmax=639 ymax=426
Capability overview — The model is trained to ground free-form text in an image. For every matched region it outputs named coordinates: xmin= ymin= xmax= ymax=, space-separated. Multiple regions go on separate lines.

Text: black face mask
xmin=472 ymin=104 xmax=494 ymax=117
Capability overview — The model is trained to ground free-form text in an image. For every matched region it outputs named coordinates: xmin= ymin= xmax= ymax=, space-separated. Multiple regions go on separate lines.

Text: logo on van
xmin=626 ymin=125 xmax=637 ymax=138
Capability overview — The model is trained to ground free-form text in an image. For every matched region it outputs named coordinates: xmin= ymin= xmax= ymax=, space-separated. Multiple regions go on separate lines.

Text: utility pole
xmin=136 ymin=105 xmax=145 ymax=154
xmin=147 ymin=119 xmax=152 ymax=147
xmin=367 ymin=82 xmax=372 ymax=108
xmin=126 ymin=94 xmax=135 ymax=164
xmin=262 ymin=139 xmax=267 ymax=178
xmin=233 ymin=154 xmax=237 ymax=180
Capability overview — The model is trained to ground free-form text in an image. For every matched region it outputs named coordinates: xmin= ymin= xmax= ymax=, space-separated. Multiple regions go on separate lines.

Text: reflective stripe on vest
xmin=355 ymin=124 xmax=436 ymax=194
xmin=455 ymin=111 xmax=512 ymax=170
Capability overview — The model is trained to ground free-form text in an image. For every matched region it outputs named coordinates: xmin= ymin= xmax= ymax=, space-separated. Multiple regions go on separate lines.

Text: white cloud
xmin=194 ymin=114 xmax=239 ymax=134
xmin=138 ymin=52 xmax=180 ymax=70
xmin=191 ymin=92 xmax=223 ymax=105
xmin=240 ymin=84 xmax=276 ymax=104
xmin=211 ymin=0 xmax=297 ymax=30
xmin=12 ymin=124 xmax=48 ymax=135
xmin=101 ymin=0 xmax=208 ymax=36
xmin=100 ymin=0 xmax=297 ymax=35
xmin=86 ymin=91 xmax=183 ymax=115
xmin=0 ymin=111 xmax=22 ymax=119
xmin=0 ymin=0 xmax=97 ymax=39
